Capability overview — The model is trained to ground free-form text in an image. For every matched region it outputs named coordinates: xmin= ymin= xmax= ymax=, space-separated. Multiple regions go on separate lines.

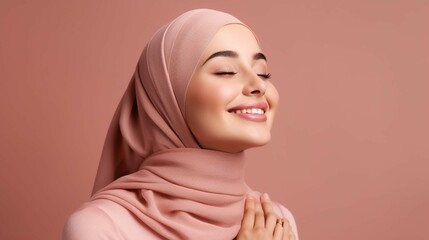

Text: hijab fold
xmin=91 ymin=9 xmax=257 ymax=239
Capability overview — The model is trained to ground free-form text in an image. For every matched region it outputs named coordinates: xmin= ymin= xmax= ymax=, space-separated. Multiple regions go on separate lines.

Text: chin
xmin=243 ymin=135 xmax=271 ymax=149
xmin=193 ymin=123 xmax=273 ymax=153
xmin=244 ymin=129 xmax=271 ymax=145
xmin=219 ymin=134 xmax=272 ymax=153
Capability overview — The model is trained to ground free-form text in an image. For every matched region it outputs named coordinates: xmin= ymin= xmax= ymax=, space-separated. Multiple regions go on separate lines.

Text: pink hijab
xmin=91 ymin=9 xmax=256 ymax=239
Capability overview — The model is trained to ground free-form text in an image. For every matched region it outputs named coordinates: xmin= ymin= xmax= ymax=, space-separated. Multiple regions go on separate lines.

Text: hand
xmin=235 ymin=194 xmax=296 ymax=240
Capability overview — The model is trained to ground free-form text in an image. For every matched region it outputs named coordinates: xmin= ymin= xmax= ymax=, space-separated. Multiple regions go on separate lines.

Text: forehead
xmin=201 ymin=24 xmax=261 ymax=58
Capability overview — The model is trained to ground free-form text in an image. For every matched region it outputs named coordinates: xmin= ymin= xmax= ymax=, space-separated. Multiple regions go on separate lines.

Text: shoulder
xmin=272 ymin=201 xmax=299 ymax=240
xmin=62 ymin=201 xmax=124 ymax=240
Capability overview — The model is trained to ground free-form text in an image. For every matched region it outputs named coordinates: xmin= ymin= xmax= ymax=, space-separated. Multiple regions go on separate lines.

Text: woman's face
xmin=185 ymin=24 xmax=279 ymax=153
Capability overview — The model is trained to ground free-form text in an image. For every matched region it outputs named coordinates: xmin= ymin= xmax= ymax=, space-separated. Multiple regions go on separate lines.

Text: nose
xmin=242 ymin=72 xmax=267 ymax=97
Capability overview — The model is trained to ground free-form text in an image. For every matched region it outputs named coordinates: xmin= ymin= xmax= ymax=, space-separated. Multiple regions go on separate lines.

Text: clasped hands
xmin=235 ymin=194 xmax=296 ymax=240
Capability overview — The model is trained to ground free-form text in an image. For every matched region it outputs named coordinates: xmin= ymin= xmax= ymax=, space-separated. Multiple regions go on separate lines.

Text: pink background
xmin=1 ymin=1 xmax=428 ymax=239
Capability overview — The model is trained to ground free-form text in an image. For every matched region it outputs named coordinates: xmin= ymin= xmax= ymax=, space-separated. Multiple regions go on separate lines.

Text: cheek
xmin=267 ymin=83 xmax=279 ymax=110
xmin=185 ymin=76 xmax=238 ymax=136
xmin=266 ymin=83 xmax=279 ymax=125
xmin=185 ymin=78 xmax=239 ymax=148
xmin=187 ymin=78 xmax=239 ymax=114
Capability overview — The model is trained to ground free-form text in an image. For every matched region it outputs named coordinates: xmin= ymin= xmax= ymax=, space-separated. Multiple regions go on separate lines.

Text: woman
xmin=63 ymin=9 xmax=298 ymax=240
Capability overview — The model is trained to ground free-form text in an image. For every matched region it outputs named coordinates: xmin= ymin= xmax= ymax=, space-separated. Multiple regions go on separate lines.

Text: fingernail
xmin=246 ymin=194 xmax=254 ymax=200
xmin=262 ymin=193 xmax=270 ymax=200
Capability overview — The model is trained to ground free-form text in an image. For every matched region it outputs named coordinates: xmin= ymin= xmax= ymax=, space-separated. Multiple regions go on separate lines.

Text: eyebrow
xmin=202 ymin=50 xmax=267 ymax=65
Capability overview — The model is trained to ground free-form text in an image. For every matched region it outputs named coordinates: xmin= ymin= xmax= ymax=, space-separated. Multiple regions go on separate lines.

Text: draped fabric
xmin=92 ymin=148 xmax=249 ymax=239
xmin=90 ymin=9 xmax=258 ymax=239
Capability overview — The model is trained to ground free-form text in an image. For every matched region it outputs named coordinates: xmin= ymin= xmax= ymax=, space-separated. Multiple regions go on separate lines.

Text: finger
xmin=288 ymin=221 xmax=296 ymax=240
xmin=260 ymin=193 xmax=277 ymax=233
xmin=273 ymin=218 xmax=284 ymax=240
xmin=253 ymin=197 xmax=265 ymax=229
xmin=241 ymin=195 xmax=256 ymax=229
xmin=290 ymin=230 xmax=296 ymax=240
xmin=282 ymin=219 xmax=292 ymax=240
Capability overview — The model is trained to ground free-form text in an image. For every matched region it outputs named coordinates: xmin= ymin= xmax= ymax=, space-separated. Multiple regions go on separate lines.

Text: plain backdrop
xmin=1 ymin=0 xmax=428 ymax=239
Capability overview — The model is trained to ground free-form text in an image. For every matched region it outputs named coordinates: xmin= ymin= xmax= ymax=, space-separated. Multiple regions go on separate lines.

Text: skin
xmin=185 ymin=24 xmax=295 ymax=240
xmin=185 ymin=24 xmax=279 ymax=153
xmin=236 ymin=194 xmax=296 ymax=240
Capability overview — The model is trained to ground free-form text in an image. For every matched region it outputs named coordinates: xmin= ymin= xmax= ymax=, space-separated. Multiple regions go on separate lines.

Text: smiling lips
xmin=228 ymin=102 xmax=268 ymax=122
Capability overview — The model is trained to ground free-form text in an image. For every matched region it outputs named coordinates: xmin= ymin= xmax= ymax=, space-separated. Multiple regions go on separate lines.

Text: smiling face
xmin=184 ymin=24 xmax=279 ymax=153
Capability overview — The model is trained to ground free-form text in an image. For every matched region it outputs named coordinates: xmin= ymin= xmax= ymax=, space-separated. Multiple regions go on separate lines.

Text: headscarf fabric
xmin=91 ymin=9 xmax=256 ymax=239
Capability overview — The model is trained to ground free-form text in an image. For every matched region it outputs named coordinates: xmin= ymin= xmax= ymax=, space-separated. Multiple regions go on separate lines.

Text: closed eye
xmin=214 ymin=72 xmax=271 ymax=79
xmin=214 ymin=72 xmax=237 ymax=75
xmin=257 ymin=73 xmax=272 ymax=80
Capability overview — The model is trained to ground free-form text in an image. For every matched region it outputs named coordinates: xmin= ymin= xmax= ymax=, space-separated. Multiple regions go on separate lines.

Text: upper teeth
xmin=231 ymin=108 xmax=265 ymax=114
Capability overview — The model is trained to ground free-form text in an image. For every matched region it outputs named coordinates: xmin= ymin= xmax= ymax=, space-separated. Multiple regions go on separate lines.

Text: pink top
xmin=63 ymin=189 xmax=298 ymax=240
xmin=64 ymin=149 xmax=299 ymax=239
xmin=63 ymin=9 xmax=298 ymax=239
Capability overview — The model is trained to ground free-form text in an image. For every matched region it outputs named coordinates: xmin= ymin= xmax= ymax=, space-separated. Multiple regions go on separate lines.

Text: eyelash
xmin=214 ymin=72 xmax=272 ymax=80
xmin=259 ymin=73 xmax=272 ymax=79
xmin=214 ymin=72 xmax=236 ymax=76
